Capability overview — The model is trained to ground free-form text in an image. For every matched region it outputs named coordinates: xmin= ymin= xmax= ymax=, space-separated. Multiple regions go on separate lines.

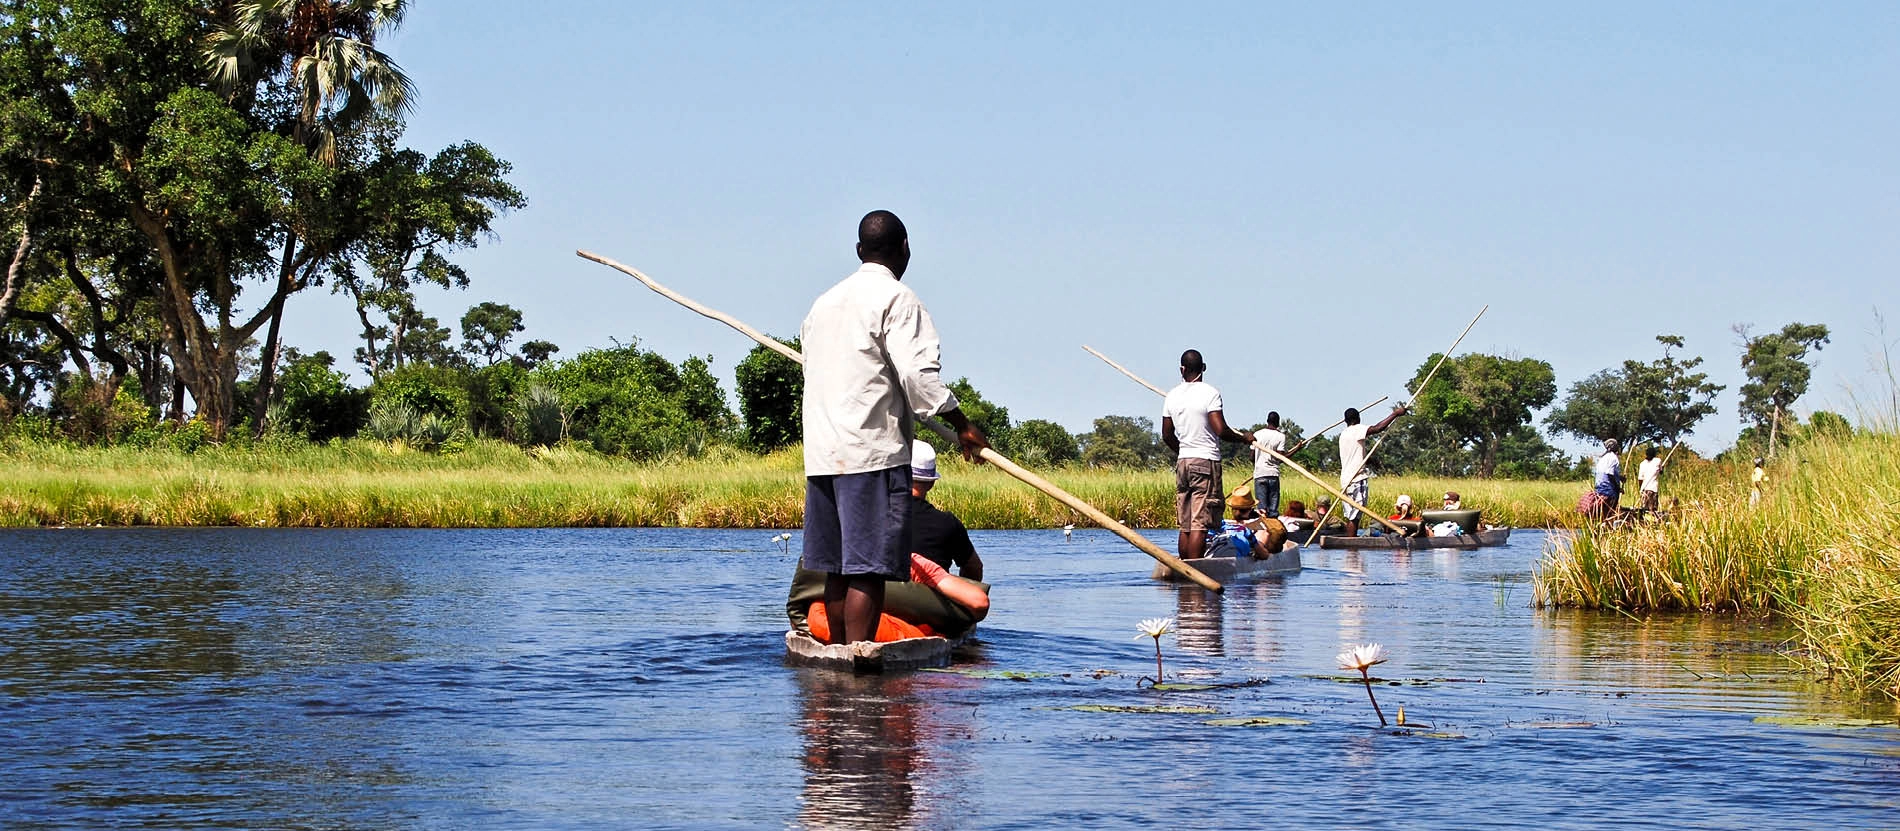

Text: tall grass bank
xmin=0 ymin=437 xmax=1579 ymax=530
xmin=1535 ymin=430 xmax=1900 ymax=698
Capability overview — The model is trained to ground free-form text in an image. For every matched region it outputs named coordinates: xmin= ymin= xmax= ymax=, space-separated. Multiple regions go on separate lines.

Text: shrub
xmin=512 ymin=383 xmax=569 ymax=446
xmin=273 ymin=351 xmax=369 ymax=441
xmin=367 ymin=365 xmax=470 ymax=424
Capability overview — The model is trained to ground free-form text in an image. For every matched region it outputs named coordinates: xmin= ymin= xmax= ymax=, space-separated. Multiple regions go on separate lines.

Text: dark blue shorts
xmin=802 ymin=465 xmax=912 ymax=580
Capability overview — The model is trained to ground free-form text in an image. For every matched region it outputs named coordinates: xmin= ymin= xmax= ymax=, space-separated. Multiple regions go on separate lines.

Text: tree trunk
xmin=250 ymin=237 xmax=299 ymax=437
xmin=1767 ymin=405 xmax=1781 ymax=459
xmin=0 ymin=176 xmax=42 ymax=328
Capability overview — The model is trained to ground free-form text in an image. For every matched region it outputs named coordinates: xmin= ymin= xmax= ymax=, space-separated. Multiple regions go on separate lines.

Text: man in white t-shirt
xmin=1637 ymin=445 xmax=1664 ymax=512
xmin=1251 ymin=411 xmax=1287 ymax=518
xmin=1337 ymin=404 xmax=1408 ymax=537
xmin=1161 ymin=349 xmax=1256 ymax=559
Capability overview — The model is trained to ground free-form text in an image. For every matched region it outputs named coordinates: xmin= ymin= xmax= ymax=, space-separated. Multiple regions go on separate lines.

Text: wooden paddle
xmin=1081 ymin=347 xmax=1409 ymax=535
xmin=578 ymin=250 xmax=1224 ymax=592
xmin=1293 ymin=305 xmax=1488 ymax=546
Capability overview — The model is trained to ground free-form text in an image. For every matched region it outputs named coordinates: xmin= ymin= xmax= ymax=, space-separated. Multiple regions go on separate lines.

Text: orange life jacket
xmin=806 ymin=602 xmax=937 ymax=642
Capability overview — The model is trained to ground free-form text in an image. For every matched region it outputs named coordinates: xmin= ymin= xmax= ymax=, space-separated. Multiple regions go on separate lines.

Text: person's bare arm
xmin=1366 ymin=405 xmax=1409 ymax=436
xmin=1207 ymin=410 xmax=1256 ymax=446
xmin=911 ymin=554 xmax=989 ymax=619
xmin=1161 ymin=416 xmax=1179 ymax=453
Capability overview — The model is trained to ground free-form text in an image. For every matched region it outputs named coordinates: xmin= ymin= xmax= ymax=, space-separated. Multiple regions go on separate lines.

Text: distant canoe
xmin=1319 ymin=527 xmax=1513 ymax=550
xmin=784 ymin=630 xmax=966 ymax=673
xmin=1151 ymin=542 xmax=1301 ymax=584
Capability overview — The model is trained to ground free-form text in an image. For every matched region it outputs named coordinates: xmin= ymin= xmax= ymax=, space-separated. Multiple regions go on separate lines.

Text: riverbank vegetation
xmin=0 ymin=434 xmax=1583 ymax=530
xmin=1534 ymin=425 xmax=1900 ymax=698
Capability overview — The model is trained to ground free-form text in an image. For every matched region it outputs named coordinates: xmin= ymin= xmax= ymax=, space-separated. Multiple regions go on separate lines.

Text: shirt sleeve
xmin=884 ymin=293 xmax=959 ymax=419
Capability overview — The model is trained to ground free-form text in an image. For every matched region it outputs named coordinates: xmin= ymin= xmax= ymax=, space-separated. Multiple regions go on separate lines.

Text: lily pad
xmin=1393 ymin=730 xmax=1466 ymax=740
xmin=1051 ymin=704 xmax=1221 ymax=715
xmin=1754 ymin=715 xmax=1898 ymax=729
xmin=1148 ymin=678 xmax=1270 ymax=692
xmin=921 ymin=668 xmax=1057 ymax=681
xmin=1204 ymin=716 xmax=1311 ymax=728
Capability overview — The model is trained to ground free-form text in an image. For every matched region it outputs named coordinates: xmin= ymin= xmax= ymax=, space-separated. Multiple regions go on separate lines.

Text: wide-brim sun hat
xmin=910 ymin=439 xmax=940 ymax=481
xmin=1225 ymin=483 xmax=1256 ymax=511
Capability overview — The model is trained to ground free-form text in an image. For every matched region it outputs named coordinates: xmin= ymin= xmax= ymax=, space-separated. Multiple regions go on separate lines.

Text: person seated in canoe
xmin=1209 ymin=487 xmax=1289 ymax=558
xmin=1279 ymin=499 xmax=1311 ymax=534
xmin=788 ymin=441 xmax=990 ymax=643
xmin=1441 ymin=491 xmax=1461 ymax=511
xmin=1387 ymin=494 xmax=1422 ymax=522
xmin=907 ymin=441 xmax=982 ymax=581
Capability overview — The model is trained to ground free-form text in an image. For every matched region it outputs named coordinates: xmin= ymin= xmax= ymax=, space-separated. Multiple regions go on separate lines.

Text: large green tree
xmin=1736 ymin=322 xmax=1830 ymax=443
xmin=0 ymin=1 xmax=519 ymax=437
xmin=1079 ymin=414 xmax=1167 ymax=468
xmin=1012 ymin=418 xmax=1079 ymax=465
xmin=733 ymin=337 xmax=801 ymax=451
xmin=1546 ymin=335 xmax=1724 ymax=452
xmin=1407 ymin=352 xmax=1557 ymax=477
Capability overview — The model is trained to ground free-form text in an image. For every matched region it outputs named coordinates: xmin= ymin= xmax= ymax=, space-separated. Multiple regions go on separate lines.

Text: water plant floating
xmin=1337 ymin=643 xmax=1391 ymax=727
xmin=1135 ymin=617 xmax=1174 ymax=686
xmin=1051 ymin=704 xmax=1221 ymax=715
xmin=1203 ymin=716 xmax=1311 ymax=728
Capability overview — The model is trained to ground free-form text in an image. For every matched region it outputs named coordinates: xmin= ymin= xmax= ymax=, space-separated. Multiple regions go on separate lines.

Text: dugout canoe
xmin=784 ymin=629 xmax=969 ymax=673
xmin=1318 ymin=527 xmax=1514 ymax=550
xmin=784 ymin=567 xmax=988 ymax=673
xmin=1150 ymin=541 xmax=1302 ymax=584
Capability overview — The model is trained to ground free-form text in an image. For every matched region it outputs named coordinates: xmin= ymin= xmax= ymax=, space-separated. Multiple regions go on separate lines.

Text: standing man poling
xmin=1637 ymin=446 xmax=1664 ymax=513
xmin=1251 ymin=411 xmax=1287 ymax=518
xmin=1337 ymin=405 xmax=1407 ymax=538
xmin=1162 ymin=349 xmax=1255 ymax=560
xmin=800 ymin=210 xmax=989 ymax=645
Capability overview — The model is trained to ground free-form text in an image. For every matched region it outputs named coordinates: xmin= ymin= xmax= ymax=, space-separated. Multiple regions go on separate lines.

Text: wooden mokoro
xmin=1150 ymin=542 xmax=1301 ymax=583
xmin=784 ymin=629 xmax=968 ymax=673
xmin=1319 ymin=527 xmax=1513 ymax=550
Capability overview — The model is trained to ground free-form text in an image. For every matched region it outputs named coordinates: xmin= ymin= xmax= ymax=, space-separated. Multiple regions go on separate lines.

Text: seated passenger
xmin=1388 ymin=494 xmax=1421 ymax=522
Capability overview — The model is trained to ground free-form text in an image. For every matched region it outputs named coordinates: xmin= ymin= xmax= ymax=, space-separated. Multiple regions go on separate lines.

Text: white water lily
xmin=1062 ymin=523 xmax=1074 ymax=541
xmin=772 ymin=533 xmax=793 ymax=542
xmin=1337 ymin=642 xmax=1391 ymax=727
xmin=1336 ymin=643 xmax=1389 ymax=673
xmin=1135 ymin=617 xmax=1175 ymax=639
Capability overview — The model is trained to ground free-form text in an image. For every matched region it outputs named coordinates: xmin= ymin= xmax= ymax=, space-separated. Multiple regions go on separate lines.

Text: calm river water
xmin=2 ymin=527 xmax=1896 ymax=829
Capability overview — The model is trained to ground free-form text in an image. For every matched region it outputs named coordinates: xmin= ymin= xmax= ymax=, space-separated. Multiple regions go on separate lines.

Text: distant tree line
xmin=0 ymin=6 xmax=1850 ymax=472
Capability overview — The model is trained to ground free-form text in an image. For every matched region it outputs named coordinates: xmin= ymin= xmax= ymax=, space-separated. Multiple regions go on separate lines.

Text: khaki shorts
xmin=1175 ymin=457 xmax=1223 ymax=531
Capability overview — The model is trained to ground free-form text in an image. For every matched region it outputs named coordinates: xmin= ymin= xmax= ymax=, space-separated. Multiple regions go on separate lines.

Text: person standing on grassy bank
xmin=800 ymin=210 xmax=989 ymax=645
xmin=1338 ymin=405 xmax=1407 ymax=537
xmin=1637 ymin=446 xmax=1665 ymax=512
xmin=1750 ymin=457 xmax=1767 ymax=508
xmin=1162 ymin=349 xmax=1255 ymax=560
xmin=1251 ymin=411 xmax=1287 ymax=518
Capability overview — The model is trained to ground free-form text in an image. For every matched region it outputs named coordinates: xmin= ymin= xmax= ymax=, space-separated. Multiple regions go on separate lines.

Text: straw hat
xmin=1225 ymin=483 xmax=1256 ymax=511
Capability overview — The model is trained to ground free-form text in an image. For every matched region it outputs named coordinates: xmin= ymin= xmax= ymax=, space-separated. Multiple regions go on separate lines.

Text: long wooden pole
xmin=578 ymin=250 xmax=1224 ymax=592
xmin=1295 ymin=305 xmax=1488 ymax=544
xmin=1082 ymin=347 xmax=1408 ymax=534
xmin=1286 ymin=396 xmax=1388 ymax=455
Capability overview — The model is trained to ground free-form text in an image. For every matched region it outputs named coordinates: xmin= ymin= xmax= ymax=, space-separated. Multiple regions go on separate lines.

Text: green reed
xmin=0 ymin=436 xmax=1581 ymax=530
xmin=1533 ymin=430 xmax=1900 ymax=698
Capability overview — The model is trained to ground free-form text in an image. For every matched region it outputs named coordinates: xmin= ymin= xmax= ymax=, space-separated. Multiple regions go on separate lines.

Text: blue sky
xmin=283 ymin=2 xmax=1900 ymax=454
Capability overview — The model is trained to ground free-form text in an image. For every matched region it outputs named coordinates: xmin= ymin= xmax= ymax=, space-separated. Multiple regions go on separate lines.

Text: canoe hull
xmin=1318 ymin=527 xmax=1513 ymax=550
xmin=1150 ymin=543 xmax=1302 ymax=583
xmin=784 ymin=630 xmax=964 ymax=673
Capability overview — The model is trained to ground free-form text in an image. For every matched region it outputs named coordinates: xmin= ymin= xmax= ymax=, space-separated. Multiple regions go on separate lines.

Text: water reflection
xmin=0 ymin=562 xmax=241 ymax=694
xmin=795 ymin=669 xmax=925 ymax=830
xmin=1172 ymin=586 xmax=1223 ymax=657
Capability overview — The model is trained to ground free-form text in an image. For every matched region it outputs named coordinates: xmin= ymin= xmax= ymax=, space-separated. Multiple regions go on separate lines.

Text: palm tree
xmin=203 ymin=1 xmax=418 ymax=434
xmin=204 ymin=0 xmax=415 ymax=161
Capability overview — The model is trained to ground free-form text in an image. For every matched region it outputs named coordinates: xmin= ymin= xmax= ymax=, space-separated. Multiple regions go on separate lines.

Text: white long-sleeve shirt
xmin=800 ymin=263 xmax=959 ymax=476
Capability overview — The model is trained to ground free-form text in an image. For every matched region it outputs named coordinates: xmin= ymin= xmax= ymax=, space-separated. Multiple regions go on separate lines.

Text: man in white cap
xmin=907 ymin=440 xmax=984 ymax=581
